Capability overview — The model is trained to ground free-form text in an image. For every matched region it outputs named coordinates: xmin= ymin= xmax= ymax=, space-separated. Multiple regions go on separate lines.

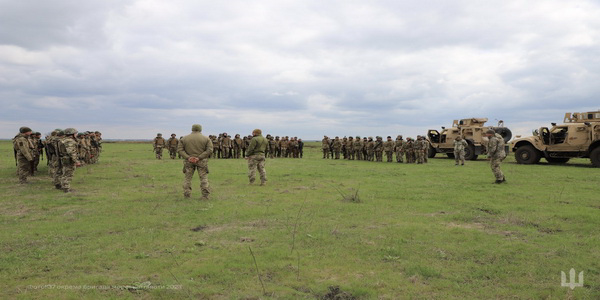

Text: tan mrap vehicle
xmin=511 ymin=111 xmax=600 ymax=167
xmin=427 ymin=118 xmax=512 ymax=160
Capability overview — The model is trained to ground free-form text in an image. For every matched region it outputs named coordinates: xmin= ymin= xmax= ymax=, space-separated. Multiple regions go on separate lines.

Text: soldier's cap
xmin=19 ymin=126 xmax=32 ymax=134
xmin=356 ymin=136 xmax=360 ymax=138
xmin=486 ymin=129 xmax=495 ymax=134
xmin=35 ymin=132 xmax=41 ymax=135
xmin=192 ymin=124 xmax=202 ymax=132
xmin=387 ymin=136 xmax=391 ymax=138
xmin=171 ymin=133 xmax=176 ymax=136
xmin=157 ymin=133 xmax=162 ymax=136
xmin=95 ymin=131 xmax=100 ymax=134
xmin=252 ymin=129 xmax=262 ymax=135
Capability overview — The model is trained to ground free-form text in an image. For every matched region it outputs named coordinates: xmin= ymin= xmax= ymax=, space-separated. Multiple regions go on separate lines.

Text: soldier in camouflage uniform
xmin=32 ymin=132 xmax=44 ymax=172
xmin=362 ymin=137 xmax=369 ymax=160
xmin=274 ymin=136 xmax=281 ymax=157
xmin=346 ymin=136 xmax=354 ymax=160
xmin=453 ymin=136 xmax=468 ymax=166
xmin=395 ymin=135 xmax=404 ymax=163
xmin=153 ymin=133 xmax=166 ymax=159
xmin=322 ymin=136 xmax=330 ymax=159
xmin=366 ymin=137 xmax=375 ymax=161
xmin=246 ymin=129 xmax=268 ymax=186
xmin=223 ymin=133 xmax=233 ymax=159
xmin=167 ymin=134 xmax=179 ymax=159
xmin=46 ymin=130 xmax=59 ymax=177
xmin=353 ymin=136 xmax=362 ymax=160
xmin=404 ymin=137 xmax=414 ymax=163
xmin=332 ymin=137 xmax=342 ymax=159
xmin=242 ymin=136 xmax=249 ymax=157
xmin=178 ymin=124 xmax=213 ymax=199
xmin=298 ymin=138 xmax=304 ymax=158
xmin=52 ymin=130 xmax=65 ymax=188
xmin=414 ymin=135 xmax=427 ymax=164
xmin=13 ymin=127 xmax=34 ymax=184
xmin=233 ymin=134 xmax=243 ymax=159
xmin=384 ymin=136 xmax=394 ymax=162
xmin=59 ymin=128 xmax=82 ymax=192
xmin=486 ymin=129 xmax=507 ymax=184
xmin=374 ymin=136 xmax=384 ymax=162
xmin=342 ymin=137 xmax=348 ymax=159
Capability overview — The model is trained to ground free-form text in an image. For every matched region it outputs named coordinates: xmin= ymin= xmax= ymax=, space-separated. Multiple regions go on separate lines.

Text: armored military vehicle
xmin=512 ymin=111 xmax=600 ymax=167
xmin=427 ymin=118 xmax=512 ymax=160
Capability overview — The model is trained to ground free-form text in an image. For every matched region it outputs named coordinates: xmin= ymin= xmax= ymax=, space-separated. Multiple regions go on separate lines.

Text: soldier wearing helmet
xmin=153 ymin=133 xmax=166 ymax=159
xmin=58 ymin=128 xmax=82 ymax=192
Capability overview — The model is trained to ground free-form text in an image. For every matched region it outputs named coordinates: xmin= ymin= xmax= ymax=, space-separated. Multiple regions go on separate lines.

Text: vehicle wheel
xmin=514 ymin=145 xmax=541 ymax=164
xmin=591 ymin=147 xmax=600 ymax=167
xmin=428 ymin=146 xmax=436 ymax=158
xmin=546 ymin=157 xmax=570 ymax=164
xmin=464 ymin=144 xmax=477 ymax=160
xmin=446 ymin=153 xmax=455 ymax=159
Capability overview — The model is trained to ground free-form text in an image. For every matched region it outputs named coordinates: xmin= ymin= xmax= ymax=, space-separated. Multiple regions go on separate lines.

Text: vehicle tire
xmin=590 ymin=147 xmax=600 ymax=167
xmin=446 ymin=153 xmax=455 ymax=158
xmin=514 ymin=145 xmax=541 ymax=164
xmin=493 ymin=127 xmax=513 ymax=143
xmin=428 ymin=146 xmax=436 ymax=158
xmin=464 ymin=143 xmax=477 ymax=160
xmin=546 ymin=157 xmax=570 ymax=164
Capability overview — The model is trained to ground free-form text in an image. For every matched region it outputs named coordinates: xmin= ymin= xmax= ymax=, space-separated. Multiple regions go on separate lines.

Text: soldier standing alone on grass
xmin=486 ymin=129 xmax=507 ymax=184
xmin=153 ymin=133 xmax=166 ymax=159
xmin=453 ymin=136 xmax=468 ymax=166
xmin=178 ymin=124 xmax=213 ymax=199
xmin=246 ymin=129 xmax=268 ymax=186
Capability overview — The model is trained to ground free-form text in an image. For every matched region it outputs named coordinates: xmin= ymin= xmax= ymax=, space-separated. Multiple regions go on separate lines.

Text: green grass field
xmin=1 ymin=141 xmax=599 ymax=299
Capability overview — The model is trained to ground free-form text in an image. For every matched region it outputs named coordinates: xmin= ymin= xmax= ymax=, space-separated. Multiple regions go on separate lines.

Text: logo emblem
xmin=561 ymin=268 xmax=583 ymax=290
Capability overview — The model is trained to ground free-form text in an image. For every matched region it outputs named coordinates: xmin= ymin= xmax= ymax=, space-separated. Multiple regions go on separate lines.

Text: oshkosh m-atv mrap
xmin=427 ymin=118 xmax=512 ymax=160
xmin=511 ymin=111 xmax=600 ymax=167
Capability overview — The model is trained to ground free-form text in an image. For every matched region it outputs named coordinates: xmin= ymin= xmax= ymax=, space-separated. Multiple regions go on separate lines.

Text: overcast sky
xmin=1 ymin=0 xmax=599 ymax=139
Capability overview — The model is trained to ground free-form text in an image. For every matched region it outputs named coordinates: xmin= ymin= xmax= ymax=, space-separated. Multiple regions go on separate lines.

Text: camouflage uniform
xmin=366 ymin=138 xmax=375 ymax=161
xmin=153 ymin=134 xmax=166 ymax=159
xmin=487 ymin=132 xmax=506 ymax=182
xmin=332 ymin=137 xmax=342 ymax=159
xmin=222 ymin=134 xmax=232 ymax=159
xmin=353 ymin=137 xmax=363 ymax=160
xmin=52 ymin=133 xmax=65 ymax=188
xmin=246 ymin=130 xmax=268 ymax=185
xmin=322 ymin=137 xmax=330 ymax=159
xmin=383 ymin=137 xmax=394 ymax=162
xmin=414 ymin=136 xmax=427 ymax=164
xmin=404 ymin=138 xmax=414 ymax=163
xmin=346 ymin=137 xmax=355 ymax=160
xmin=58 ymin=129 xmax=81 ymax=192
xmin=374 ymin=137 xmax=384 ymax=162
xmin=280 ymin=137 xmax=288 ymax=158
xmin=453 ymin=138 xmax=468 ymax=165
xmin=178 ymin=125 xmax=213 ymax=199
xmin=233 ymin=135 xmax=243 ymax=159
xmin=395 ymin=136 xmax=404 ymax=163
xmin=13 ymin=129 xmax=34 ymax=183
xmin=167 ymin=135 xmax=179 ymax=159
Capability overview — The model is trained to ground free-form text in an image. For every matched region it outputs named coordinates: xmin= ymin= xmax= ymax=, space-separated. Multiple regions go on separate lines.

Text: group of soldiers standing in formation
xmin=152 ymin=133 xmax=304 ymax=160
xmin=321 ymin=135 xmax=431 ymax=164
xmin=12 ymin=127 xmax=102 ymax=192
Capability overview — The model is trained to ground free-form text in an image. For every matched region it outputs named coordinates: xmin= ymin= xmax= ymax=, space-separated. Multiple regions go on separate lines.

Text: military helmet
xmin=157 ymin=133 xmax=162 ymax=136
xmin=171 ymin=133 xmax=176 ymax=136
xmin=486 ymin=129 xmax=495 ymax=134
xmin=19 ymin=126 xmax=32 ymax=134
xmin=64 ymin=128 xmax=78 ymax=135
xmin=356 ymin=136 xmax=360 ymax=139
xmin=77 ymin=132 xmax=85 ymax=137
